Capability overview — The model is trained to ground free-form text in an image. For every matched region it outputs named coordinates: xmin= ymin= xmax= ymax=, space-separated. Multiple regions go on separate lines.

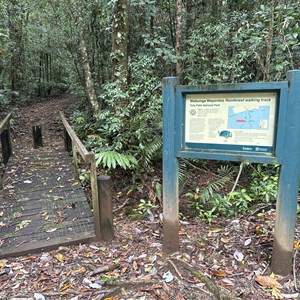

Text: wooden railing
xmin=0 ymin=113 xmax=13 ymax=166
xmin=59 ymin=111 xmax=102 ymax=240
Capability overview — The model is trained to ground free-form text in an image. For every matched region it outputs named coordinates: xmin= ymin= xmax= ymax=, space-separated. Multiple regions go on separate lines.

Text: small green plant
xmin=79 ymin=169 xmax=90 ymax=185
xmin=133 ymin=199 xmax=157 ymax=220
xmin=249 ymin=164 xmax=279 ymax=203
xmin=227 ymin=188 xmax=252 ymax=213
xmin=185 ymin=165 xmax=236 ymax=223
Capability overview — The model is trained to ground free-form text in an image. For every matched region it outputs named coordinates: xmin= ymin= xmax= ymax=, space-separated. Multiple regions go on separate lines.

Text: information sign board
xmin=184 ymin=92 xmax=277 ymax=153
xmin=162 ymin=71 xmax=300 ymax=276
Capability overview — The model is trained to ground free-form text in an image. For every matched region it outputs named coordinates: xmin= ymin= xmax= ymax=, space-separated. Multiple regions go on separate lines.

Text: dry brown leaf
xmin=272 ymin=287 xmax=283 ymax=299
xmin=221 ymin=237 xmax=232 ymax=244
xmin=255 ymin=275 xmax=282 ymax=289
xmin=132 ymin=260 xmax=138 ymax=270
xmin=211 ymin=269 xmax=227 ymax=277
xmin=221 ymin=278 xmax=235 ymax=286
xmin=121 ymin=266 xmax=128 ymax=273
xmin=54 ymin=253 xmax=65 ymax=263
xmin=60 ymin=283 xmax=72 ymax=292
xmin=74 ymin=266 xmax=86 ymax=274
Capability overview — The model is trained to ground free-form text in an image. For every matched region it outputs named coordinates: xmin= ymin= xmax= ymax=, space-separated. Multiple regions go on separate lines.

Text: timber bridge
xmin=0 ymin=112 xmax=113 ymax=258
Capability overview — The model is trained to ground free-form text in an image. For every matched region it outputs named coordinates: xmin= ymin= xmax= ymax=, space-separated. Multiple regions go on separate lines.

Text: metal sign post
xmin=162 ymin=70 xmax=300 ymax=275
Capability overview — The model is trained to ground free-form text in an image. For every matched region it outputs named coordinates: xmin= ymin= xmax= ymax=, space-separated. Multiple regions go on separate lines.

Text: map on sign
xmin=228 ymin=106 xmax=270 ymax=130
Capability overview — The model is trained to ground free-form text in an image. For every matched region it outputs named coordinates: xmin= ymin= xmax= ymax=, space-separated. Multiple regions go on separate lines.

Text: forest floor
xmin=0 ymin=95 xmax=300 ymax=300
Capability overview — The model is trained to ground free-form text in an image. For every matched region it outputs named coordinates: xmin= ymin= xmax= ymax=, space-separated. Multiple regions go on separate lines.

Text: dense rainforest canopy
xmin=1 ymin=0 xmax=300 ymax=181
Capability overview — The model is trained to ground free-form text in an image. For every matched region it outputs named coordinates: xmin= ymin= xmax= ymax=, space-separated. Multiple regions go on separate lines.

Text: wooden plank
xmin=0 ymin=232 xmax=95 ymax=259
xmin=0 ymin=151 xmax=95 ymax=259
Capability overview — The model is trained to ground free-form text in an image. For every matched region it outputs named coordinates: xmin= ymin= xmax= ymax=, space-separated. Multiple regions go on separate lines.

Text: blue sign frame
xmin=162 ymin=70 xmax=300 ymax=275
xmin=174 ymin=81 xmax=288 ymax=164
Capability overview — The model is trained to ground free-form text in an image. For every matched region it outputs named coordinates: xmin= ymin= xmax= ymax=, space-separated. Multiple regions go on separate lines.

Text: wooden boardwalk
xmin=0 ymin=150 xmax=95 ymax=258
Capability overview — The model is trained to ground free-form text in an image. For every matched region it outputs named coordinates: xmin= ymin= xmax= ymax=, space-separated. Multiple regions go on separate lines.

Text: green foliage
xmin=183 ymin=20 xmax=253 ymax=84
xmin=132 ymin=199 xmax=157 ymax=220
xmin=73 ymin=54 xmax=163 ymax=176
xmin=79 ymin=169 xmax=90 ymax=185
xmin=249 ymin=164 xmax=279 ymax=202
xmin=185 ymin=165 xmax=236 ymax=223
xmin=185 ymin=163 xmax=279 ymax=223
xmin=95 ymin=151 xmax=137 ymax=170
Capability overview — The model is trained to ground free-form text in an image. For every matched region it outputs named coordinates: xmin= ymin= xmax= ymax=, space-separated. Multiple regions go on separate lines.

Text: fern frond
xmin=141 ymin=136 xmax=162 ymax=171
xmin=201 ymin=170 xmax=234 ymax=200
xmin=95 ymin=151 xmax=137 ymax=170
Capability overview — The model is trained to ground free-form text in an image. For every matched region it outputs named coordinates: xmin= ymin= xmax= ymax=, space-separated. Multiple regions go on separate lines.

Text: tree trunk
xmin=111 ymin=0 xmax=130 ymax=93
xmin=8 ymin=0 xmax=23 ymax=103
xmin=176 ymin=0 xmax=182 ymax=76
xmin=76 ymin=0 xmax=100 ymax=114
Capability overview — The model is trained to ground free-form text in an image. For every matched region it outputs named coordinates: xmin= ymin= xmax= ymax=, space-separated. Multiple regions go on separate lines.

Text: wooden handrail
xmin=59 ymin=111 xmax=91 ymax=163
xmin=59 ymin=111 xmax=101 ymax=241
xmin=0 ymin=113 xmax=12 ymax=135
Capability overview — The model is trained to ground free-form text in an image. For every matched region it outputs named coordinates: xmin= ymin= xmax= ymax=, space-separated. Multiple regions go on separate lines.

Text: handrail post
xmin=97 ymin=175 xmax=114 ymax=241
xmin=89 ymin=153 xmax=102 ymax=240
xmin=1 ymin=113 xmax=13 ymax=166
xmin=72 ymin=145 xmax=80 ymax=180
xmin=32 ymin=125 xmax=43 ymax=148
xmin=64 ymin=128 xmax=72 ymax=152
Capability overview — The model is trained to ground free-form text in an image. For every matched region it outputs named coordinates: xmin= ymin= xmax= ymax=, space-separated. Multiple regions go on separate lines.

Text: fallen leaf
xmin=211 ymin=269 xmax=227 ymax=277
xmin=272 ymin=287 xmax=283 ymax=299
xmin=0 ymin=259 xmax=8 ymax=268
xmin=294 ymin=241 xmax=300 ymax=249
xmin=89 ymin=282 xmax=103 ymax=289
xmin=163 ymin=271 xmax=174 ymax=283
xmin=74 ymin=266 xmax=86 ymax=274
xmin=61 ymin=283 xmax=72 ymax=291
xmin=54 ymin=253 xmax=65 ymax=262
xmin=34 ymin=293 xmax=46 ymax=300
xmin=281 ymin=293 xmax=299 ymax=299
xmin=89 ymin=245 xmax=100 ymax=250
xmin=208 ymin=228 xmax=222 ymax=237
xmin=255 ymin=275 xmax=283 ymax=289
xmin=244 ymin=238 xmax=252 ymax=246
xmin=15 ymin=219 xmax=31 ymax=231
xmin=221 ymin=278 xmax=235 ymax=286
xmin=233 ymin=250 xmax=244 ymax=262
xmin=133 ymin=260 xmax=138 ymax=270
xmin=221 ymin=237 xmax=232 ymax=243
xmin=145 ymin=265 xmax=152 ymax=272
xmin=47 ymin=228 xmax=57 ymax=233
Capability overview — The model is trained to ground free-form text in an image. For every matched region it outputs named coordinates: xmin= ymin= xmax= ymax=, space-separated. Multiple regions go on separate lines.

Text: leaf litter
xmin=1 ymin=95 xmax=300 ymax=300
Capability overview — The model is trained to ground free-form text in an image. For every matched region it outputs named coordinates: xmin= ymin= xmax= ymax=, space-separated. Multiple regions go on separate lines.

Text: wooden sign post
xmin=162 ymin=70 xmax=300 ymax=275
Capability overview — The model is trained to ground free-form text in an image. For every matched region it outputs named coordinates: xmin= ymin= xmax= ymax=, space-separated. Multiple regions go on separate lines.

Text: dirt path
xmin=12 ymin=95 xmax=74 ymax=153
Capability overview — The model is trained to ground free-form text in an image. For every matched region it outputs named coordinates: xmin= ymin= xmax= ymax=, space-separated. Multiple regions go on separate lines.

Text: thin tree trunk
xmin=8 ymin=0 xmax=23 ymax=103
xmin=76 ymin=3 xmax=100 ymax=114
xmin=111 ymin=0 xmax=130 ymax=93
xmin=176 ymin=0 xmax=182 ymax=76
xmin=264 ymin=0 xmax=275 ymax=81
